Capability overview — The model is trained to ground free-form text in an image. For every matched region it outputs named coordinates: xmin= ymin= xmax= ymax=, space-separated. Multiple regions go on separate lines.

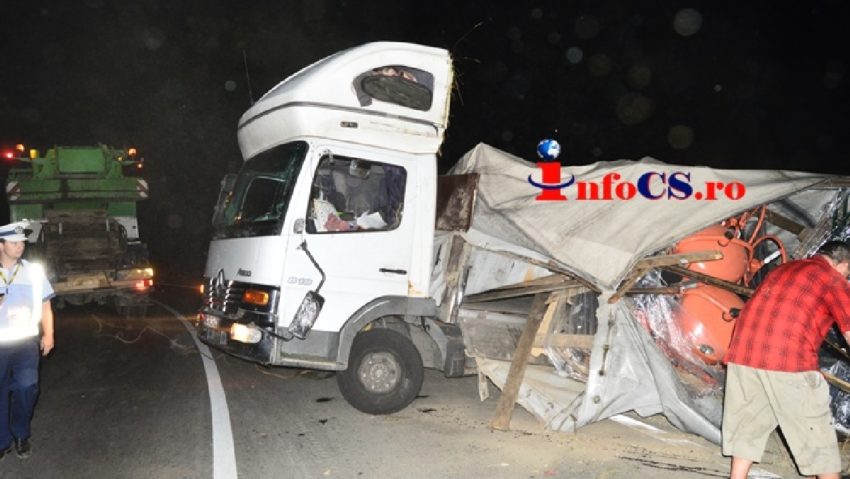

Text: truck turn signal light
xmin=242 ymin=289 xmax=270 ymax=306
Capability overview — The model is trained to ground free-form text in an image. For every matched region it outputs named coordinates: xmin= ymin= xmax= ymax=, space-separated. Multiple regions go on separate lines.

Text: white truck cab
xmin=198 ymin=42 xmax=465 ymax=414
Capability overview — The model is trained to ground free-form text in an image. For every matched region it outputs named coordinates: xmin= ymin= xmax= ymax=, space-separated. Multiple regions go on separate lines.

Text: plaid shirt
xmin=724 ymin=255 xmax=850 ymax=372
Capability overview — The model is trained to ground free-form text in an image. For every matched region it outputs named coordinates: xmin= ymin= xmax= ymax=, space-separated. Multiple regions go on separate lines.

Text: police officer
xmin=0 ymin=220 xmax=54 ymax=460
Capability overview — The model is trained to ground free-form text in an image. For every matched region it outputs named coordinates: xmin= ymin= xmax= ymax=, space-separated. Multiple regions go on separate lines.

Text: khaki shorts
xmin=722 ymin=363 xmax=840 ymax=476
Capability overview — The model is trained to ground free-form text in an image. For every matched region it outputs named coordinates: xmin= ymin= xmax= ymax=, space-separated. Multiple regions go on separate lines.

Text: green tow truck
xmin=4 ymin=144 xmax=154 ymax=315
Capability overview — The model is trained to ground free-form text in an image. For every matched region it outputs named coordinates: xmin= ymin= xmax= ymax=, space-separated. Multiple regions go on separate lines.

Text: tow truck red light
xmin=134 ymin=279 xmax=154 ymax=290
xmin=3 ymin=151 xmax=13 ymax=160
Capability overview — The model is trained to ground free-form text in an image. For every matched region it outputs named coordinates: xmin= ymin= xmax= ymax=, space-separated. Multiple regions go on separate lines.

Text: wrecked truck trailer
xmin=436 ymin=143 xmax=850 ymax=444
xmin=197 ymin=41 xmax=850 ymax=439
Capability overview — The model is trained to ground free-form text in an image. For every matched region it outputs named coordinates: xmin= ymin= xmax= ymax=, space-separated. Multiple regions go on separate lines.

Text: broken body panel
xmin=199 ymin=42 xmax=463 ymax=404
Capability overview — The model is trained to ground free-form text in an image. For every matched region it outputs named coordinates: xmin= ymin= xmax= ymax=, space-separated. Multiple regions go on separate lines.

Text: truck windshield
xmin=212 ymin=141 xmax=308 ymax=239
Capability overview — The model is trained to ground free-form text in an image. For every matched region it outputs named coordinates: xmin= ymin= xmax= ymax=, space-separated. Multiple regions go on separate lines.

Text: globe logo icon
xmin=536 ymin=139 xmax=561 ymax=161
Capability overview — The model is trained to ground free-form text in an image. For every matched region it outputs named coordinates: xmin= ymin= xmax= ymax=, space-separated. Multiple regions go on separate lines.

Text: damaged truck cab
xmin=198 ymin=42 xmax=465 ymax=413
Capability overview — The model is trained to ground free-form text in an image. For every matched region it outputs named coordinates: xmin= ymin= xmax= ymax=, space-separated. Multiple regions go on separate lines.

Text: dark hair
xmin=817 ymin=240 xmax=850 ymax=264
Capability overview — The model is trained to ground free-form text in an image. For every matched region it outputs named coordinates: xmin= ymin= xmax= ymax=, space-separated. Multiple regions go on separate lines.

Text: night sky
xmin=1 ymin=0 xmax=848 ymax=285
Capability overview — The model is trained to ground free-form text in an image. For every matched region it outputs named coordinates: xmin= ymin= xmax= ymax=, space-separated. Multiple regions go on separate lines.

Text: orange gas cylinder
xmin=674 ymin=284 xmax=745 ymax=364
xmin=673 ymin=224 xmax=752 ymax=283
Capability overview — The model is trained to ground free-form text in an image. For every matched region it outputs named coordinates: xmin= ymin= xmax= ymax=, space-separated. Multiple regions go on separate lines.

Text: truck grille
xmin=204 ymin=278 xmax=245 ymax=316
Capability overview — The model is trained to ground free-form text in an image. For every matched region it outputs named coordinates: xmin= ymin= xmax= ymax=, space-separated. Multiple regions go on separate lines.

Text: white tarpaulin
xmin=449 ymin=143 xmax=835 ymax=290
xmin=446 ymin=143 xmax=847 ymax=443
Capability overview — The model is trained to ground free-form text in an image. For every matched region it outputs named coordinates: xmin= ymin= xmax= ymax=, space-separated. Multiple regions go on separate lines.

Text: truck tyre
xmin=337 ymin=328 xmax=424 ymax=415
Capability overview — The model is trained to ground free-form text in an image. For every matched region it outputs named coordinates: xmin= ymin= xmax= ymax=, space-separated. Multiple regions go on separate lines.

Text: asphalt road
xmin=0 ymin=286 xmax=829 ymax=478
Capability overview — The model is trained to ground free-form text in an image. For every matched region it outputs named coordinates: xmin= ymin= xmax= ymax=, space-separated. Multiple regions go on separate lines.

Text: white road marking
xmin=154 ymin=300 xmax=238 ymax=479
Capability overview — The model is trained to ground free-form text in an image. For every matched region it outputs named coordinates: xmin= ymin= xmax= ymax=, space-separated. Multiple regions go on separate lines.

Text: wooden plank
xmin=632 ymin=250 xmax=723 ymax=269
xmin=663 ymin=265 xmax=755 ymax=297
xmin=532 ymin=291 xmax=569 ymax=350
xmin=484 ymin=250 xmax=599 ymax=293
xmin=764 ymin=208 xmax=805 ymax=236
xmin=608 ymin=266 xmax=650 ymax=304
xmin=490 ymin=292 xmax=548 ymax=431
xmin=489 ymin=274 xmax=573 ymax=290
xmin=793 ymin=208 xmax=834 ymax=259
xmin=823 ymin=370 xmax=850 ymax=394
xmin=465 ymin=279 xmax=582 ymax=303
xmin=814 ymin=177 xmax=850 ymax=188
xmin=609 ymin=250 xmax=724 ymax=304
xmin=623 ymin=284 xmax=694 ymax=295
xmin=532 ymin=333 xmax=595 ymax=352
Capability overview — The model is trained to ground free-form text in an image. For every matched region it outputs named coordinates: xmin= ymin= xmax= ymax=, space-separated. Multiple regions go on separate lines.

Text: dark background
xmin=1 ymin=0 xmax=848 ymax=286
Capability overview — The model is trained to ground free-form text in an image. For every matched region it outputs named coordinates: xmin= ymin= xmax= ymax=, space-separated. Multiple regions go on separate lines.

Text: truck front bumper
xmin=197 ymin=313 xmax=277 ymax=364
xmin=197 ymin=310 xmax=343 ymax=370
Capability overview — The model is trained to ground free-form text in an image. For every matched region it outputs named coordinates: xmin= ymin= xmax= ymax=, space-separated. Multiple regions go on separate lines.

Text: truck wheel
xmin=337 ymin=328 xmax=424 ymax=415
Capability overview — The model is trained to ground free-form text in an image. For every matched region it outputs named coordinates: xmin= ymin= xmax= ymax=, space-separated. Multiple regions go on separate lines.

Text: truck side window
xmin=307 ymin=156 xmax=406 ymax=234
xmin=353 ymin=65 xmax=434 ymax=111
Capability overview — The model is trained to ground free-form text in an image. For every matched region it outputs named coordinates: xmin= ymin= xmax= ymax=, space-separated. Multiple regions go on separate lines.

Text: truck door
xmin=280 ymin=146 xmax=416 ymax=335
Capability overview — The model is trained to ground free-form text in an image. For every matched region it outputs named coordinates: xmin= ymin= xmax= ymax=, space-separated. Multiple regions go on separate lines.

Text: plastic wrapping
xmin=629 ymin=271 xmax=726 ymax=392
xmin=538 ymin=192 xmax=850 ymax=436
xmin=794 ymin=189 xmax=850 ymax=259
xmin=809 ymin=193 xmax=850 ymax=436
xmin=826 ymin=358 xmax=850 ymax=436
xmin=543 ymin=291 xmax=598 ymax=381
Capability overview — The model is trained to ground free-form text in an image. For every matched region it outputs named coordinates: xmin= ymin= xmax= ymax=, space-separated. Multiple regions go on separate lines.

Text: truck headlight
xmin=230 ymin=323 xmax=263 ymax=344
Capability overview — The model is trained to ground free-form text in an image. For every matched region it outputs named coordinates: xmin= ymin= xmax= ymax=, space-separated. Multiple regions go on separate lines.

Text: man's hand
xmin=41 ymin=299 xmax=55 ymax=356
xmin=40 ymin=333 xmax=54 ymax=356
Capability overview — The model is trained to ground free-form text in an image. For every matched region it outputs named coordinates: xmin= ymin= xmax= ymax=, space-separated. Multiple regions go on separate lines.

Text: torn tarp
xmin=447 ymin=143 xmax=835 ymax=291
xmin=440 ymin=143 xmax=849 ymax=443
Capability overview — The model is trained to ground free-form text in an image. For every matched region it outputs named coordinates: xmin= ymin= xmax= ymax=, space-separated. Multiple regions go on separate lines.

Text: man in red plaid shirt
xmin=723 ymin=240 xmax=850 ymax=479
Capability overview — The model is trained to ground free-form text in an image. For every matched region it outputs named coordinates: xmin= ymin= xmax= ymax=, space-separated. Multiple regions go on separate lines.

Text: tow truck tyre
xmin=337 ymin=328 xmax=424 ymax=415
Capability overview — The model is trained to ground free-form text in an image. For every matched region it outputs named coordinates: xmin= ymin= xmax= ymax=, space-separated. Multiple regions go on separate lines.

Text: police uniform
xmin=0 ymin=221 xmax=54 ymax=460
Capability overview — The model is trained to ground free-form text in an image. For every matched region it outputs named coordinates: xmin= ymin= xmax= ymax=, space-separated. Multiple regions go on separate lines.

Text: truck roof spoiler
xmin=238 ymin=42 xmax=454 ymax=158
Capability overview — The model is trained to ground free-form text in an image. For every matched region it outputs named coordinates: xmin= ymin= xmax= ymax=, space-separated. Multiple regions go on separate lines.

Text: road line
xmin=153 ymin=300 xmax=238 ymax=479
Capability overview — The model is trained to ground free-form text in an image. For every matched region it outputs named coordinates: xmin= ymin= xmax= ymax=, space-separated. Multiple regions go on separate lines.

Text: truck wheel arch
xmin=335 ymin=296 xmax=437 ymax=369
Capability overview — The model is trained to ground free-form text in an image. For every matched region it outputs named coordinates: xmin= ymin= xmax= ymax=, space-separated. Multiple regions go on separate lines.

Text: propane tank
xmin=673 ymin=224 xmax=752 ymax=283
xmin=674 ymin=284 xmax=745 ymax=364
